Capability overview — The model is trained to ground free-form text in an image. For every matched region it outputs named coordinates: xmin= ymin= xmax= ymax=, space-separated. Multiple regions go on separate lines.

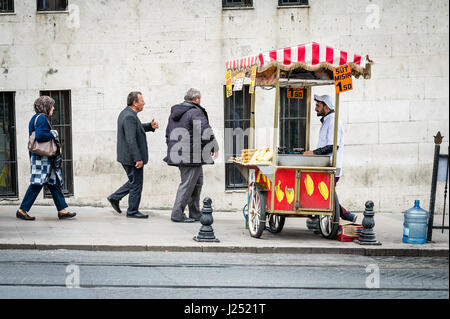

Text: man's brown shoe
xmin=16 ymin=210 xmax=35 ymax=221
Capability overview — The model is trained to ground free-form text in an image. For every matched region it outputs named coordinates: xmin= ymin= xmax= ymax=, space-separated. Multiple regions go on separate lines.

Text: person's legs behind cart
xmin=335 ymin=176 xmax=357 ymax=223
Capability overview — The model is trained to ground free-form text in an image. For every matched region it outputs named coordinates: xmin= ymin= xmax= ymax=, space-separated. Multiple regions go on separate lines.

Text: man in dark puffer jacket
xmin=164 ymin=88 xmax=219 ymax=222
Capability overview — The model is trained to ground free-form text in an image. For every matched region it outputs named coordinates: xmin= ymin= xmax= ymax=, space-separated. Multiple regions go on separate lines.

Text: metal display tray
xmin=277 ymin=154 xmax=331 ymax=167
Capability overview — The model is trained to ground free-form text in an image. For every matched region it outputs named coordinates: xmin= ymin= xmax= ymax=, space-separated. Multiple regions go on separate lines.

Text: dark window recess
xmin=278 ymin=0 xmax=308 ymax=6
xmin=40 ymin=90 xmax=73 ymax=197
xmin=224 ymin=85 xmax=251 ymax=189
xmin=0 ymin=92 xmax=18 ymax=197
xmin=0 ymin=0 xmax=14 ymax=12
xmin=37 ymin=0 xmax=67 ymax=11
xmin=222 ymin=0 xmax=253 ymax=8
xmin=279 ymin=88 xmax=307 ymax=153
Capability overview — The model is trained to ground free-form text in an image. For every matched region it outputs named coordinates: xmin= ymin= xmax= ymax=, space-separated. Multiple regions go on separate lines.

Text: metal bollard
xmin=355 ymin=201 xmax=382 ymax=245
xmin=193 ymin=197 xmax=220 ymax=242
xmin=306 ymin=216 xmax=320 ymax=234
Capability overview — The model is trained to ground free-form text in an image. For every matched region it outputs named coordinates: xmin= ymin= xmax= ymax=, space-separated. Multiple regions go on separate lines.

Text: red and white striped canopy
xmin=226 ymin=42 xmax=371 ymax=78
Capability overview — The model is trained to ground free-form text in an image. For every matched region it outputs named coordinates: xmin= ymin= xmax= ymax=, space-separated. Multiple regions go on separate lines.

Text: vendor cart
xmin=225 ymin=42 xmax=372 ymax=239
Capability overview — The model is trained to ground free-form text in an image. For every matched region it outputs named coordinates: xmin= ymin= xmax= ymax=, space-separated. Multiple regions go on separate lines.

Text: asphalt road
xmin=0 ymin=250 xmax=448 ymax=299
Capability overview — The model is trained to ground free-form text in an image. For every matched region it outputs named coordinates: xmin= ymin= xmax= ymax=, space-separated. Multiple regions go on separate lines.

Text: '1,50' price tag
xmin=287 ymin=88 xmax=304 ymax=99
xmin=333 ymin=64 xmax=353 ymax=94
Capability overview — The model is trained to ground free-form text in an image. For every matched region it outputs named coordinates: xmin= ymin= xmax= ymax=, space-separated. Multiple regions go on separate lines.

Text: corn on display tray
xmin=230 ymin=148 xmax=273 ymax=166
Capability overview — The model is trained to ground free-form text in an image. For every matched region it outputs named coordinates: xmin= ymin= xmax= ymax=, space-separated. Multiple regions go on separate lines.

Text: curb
xmin=0 ymin=243 xmax=448 ymax=257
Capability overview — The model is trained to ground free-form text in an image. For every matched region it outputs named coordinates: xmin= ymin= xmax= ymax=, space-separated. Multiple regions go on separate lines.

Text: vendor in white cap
xmin=304 ymin=94 xmax=356 ymax=222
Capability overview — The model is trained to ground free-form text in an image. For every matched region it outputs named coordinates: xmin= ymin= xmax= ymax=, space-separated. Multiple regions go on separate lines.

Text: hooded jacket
xmin=164 ymin=101 xmax=219 ymax=166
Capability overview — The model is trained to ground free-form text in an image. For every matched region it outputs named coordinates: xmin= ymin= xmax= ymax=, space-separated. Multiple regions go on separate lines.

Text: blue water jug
xmin=402 ymin=200 xmax=428 ymax=244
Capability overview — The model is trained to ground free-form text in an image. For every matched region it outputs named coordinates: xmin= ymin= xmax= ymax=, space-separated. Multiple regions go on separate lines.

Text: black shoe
xmin=171 ymin=217 xmax=195 ymax=223
xmin=16 ymin=210 xmax=35 ymax=221
xmin=107 ymin=196 xmax=121 ymax=214
xmin=58 ymin=211 xmax=76 ymax=220
xmin=127 ymin=212 xmax=148 ymax=219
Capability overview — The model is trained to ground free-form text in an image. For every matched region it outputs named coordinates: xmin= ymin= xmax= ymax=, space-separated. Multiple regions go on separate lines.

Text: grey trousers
xmin=171 ymin=165 xmax=203 ymax=221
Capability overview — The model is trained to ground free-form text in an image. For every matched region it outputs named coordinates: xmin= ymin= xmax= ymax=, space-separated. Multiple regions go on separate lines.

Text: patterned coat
xmin=28 ymin=113 xmax=63 ymax=187
xmin=30 ymin=153 xmax=63 ymax=187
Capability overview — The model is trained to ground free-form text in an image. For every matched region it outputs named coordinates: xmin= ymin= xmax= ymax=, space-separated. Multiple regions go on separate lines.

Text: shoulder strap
xmin=34 ymin=113 xmax=52 ymax=129
xmin=33 ymin=114 xmax=42 ymax=128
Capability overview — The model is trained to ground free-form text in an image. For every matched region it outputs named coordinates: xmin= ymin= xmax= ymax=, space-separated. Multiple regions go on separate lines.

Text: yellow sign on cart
xmin=333 ymin=64 xmax=353 ymax=94
xmin=249 ymin=65 xmax=257 ymax=94
xmin=226 ymin=70 xmax=232 ymax=98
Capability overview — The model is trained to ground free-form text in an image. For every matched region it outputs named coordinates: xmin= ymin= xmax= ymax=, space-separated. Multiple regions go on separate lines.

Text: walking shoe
xmin=352 ymin=215 xmax=357 ymax=223
xmin=16 ymin=210 xmax=35 ymax=221
xmin=126 ymin=212 xmax=148 ymax=219
xmin=58 ymin=211 xmax=77 ymax=220
xmin=171 ymin=217 xmax=195 ymax=223
xmin=107 ymin=196 xmax=122 ymax=214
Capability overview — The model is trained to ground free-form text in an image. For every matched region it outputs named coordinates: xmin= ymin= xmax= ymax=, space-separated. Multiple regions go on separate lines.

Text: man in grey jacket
xmin=108 ymin=91 xmax=159 ymax=218
xmin=164 ymin=88 xmax=219 ymax=222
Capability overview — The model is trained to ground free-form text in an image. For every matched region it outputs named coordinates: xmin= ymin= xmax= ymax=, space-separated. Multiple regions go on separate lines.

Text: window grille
xmin=0 ymin=92 xmax=18 ymax=197
xmin=37 ymin=0 xmax=68 ymax=11
xmin=0 ymin=0 xmax=14 ymax=13
xmin=224 ymin=86 xmax=251 ymax=189
xmin=278 ymin=0 xmax=308 ymax=6
xmin=222 ymin=0 xmax=253 ymax=8
xmin=40 ymin=90 xmax=74 ymax=196
xmin=279 ymin=88 xmax=308 ymax=153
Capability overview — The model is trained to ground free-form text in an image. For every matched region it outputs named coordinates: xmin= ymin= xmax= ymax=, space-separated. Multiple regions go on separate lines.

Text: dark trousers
xmin=110 ymin=164 xmax=144 ymax=215
xmin=171 ymin=165 xmax=203 ymax=221
xmin=20 ymin=182 xmax=68 ymax=212
xmin=335 ymin=177 xmax=355 ymax=221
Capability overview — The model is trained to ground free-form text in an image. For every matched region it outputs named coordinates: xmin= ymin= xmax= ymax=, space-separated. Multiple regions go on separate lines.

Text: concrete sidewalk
xmin=0 ymin=205 xmax=448 ymax=257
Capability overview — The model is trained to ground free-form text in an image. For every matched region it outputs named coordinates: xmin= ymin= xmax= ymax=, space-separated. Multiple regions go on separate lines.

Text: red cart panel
xmin=272 ymin=168 xmax=296 ymax=211
xmin=299 ymin=171 xmax=333 ymax=210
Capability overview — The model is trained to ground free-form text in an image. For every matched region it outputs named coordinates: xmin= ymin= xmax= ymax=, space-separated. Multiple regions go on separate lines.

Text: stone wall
xmin=0 ymin=0 xmax=448 ymax=213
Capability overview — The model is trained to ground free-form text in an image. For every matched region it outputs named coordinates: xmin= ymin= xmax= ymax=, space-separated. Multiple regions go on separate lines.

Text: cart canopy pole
xmin=272 ymin=66 xmax=281 ymax=167
xmin=272 ymin=66 xmax=281 ymax=212
xmin=332 ymin=93 xmax=340 ymax=168
xmin=249 ymin=89 xmax=256 ymax=149
xmin=306 ymin=87 xmax=311 ymax=151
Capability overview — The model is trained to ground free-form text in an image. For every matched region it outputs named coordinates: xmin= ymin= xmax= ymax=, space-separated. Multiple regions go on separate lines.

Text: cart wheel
xmin=247 ymin=184 xmax=266 ymax=238
xmin=267 ymin=214 xmax=285 ymax=233
xmin=318 ymin=192 xmax=340 ymax=239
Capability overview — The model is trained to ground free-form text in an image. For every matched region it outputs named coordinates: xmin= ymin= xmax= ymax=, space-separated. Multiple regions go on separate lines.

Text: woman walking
xmin=16 ymin=96 xmax=76 ymax=221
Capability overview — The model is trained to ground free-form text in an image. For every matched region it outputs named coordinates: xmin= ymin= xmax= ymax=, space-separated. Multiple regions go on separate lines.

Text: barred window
xmin=37 ymin=0 xmax=67 ymax=11
xmin=0 ymin=0 xmax=14 ymax=12
xmin=0 ymin=92 xmax=18 ymax=198
xmin=224 ymin=85 xmax=251 ymax=189
xmin=222 ymin=0 xmax=253 ymax=8
xmin=278 ymin=0 xmax=309 ymax=6
xmin=40 ymin=90 xmax=74 ymax=197
xmin=279 ymin=88 xmax=308 ymax=153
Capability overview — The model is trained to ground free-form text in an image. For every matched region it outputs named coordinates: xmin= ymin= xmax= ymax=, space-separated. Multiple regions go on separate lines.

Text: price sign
xmin=233 ymin=72 xmax=245 ymax=91
xmin=249 ymin=65 xmax=257 ymax=94
xmin=333 ymin=64 xmax=353 ymax=94
xmin=287 ymin=88 xmax=304 ymax=99
xmin=226 ymin=70 xmax=232 ymax=98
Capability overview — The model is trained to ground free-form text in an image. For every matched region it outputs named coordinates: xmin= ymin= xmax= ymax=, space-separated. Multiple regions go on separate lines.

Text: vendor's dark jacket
xmin=117 ymin=106 xmax=155 ymax=166
xmin=164 ymin=101 xmax=219 ymax=166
